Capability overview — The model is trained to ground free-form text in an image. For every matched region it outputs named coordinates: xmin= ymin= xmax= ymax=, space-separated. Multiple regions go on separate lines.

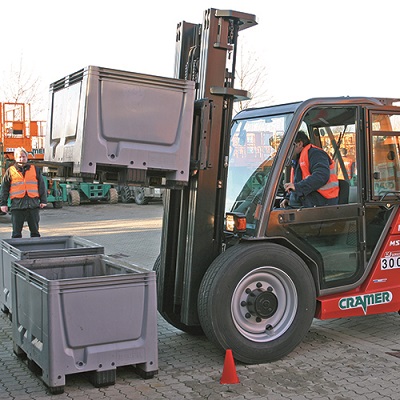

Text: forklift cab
xmin=226 ymin=98 xmax=400 ymax=294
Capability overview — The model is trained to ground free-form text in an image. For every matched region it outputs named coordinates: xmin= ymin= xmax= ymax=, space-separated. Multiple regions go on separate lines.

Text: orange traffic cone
xmin=220 ymin=349 xmax=240 ymax=384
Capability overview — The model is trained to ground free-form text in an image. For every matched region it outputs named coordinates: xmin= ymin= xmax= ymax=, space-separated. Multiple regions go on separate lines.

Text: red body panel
xmin=316 ymin=209 xmax=400 ymax=319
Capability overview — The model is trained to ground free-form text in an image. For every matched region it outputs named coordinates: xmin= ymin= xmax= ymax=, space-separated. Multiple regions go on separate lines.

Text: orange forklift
xmin=0 ymin=102 xmax=45 ymax=175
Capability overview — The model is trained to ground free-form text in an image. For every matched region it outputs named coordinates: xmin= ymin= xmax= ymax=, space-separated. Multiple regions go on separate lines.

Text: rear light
xmin=225 ymin=212 xmax=247 ymax=233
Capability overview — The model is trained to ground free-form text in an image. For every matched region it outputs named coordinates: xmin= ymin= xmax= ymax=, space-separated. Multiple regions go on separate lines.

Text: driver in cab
xmin=280 ymin=130 xmax=339 ymax=208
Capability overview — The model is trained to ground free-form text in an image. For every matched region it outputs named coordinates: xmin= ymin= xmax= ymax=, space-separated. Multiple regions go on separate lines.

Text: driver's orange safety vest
xmin=294 ymin=144 xmax=339 ymax=199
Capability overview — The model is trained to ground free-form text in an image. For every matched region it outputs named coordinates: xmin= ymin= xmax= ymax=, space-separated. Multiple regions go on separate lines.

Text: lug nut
xmin=265 ymin=324 xmax=273 ymax=331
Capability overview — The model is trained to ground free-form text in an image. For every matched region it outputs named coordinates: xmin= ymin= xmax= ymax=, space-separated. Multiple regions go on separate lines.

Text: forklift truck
xmin=45 ymin=8 xmax=400 ymax=364
xmin=156 ymin=9 xmax=400 ymax=364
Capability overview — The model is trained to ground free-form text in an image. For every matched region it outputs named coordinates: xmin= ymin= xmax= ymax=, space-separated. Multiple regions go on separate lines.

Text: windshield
xmin=226 ymin=113 xmax=294 ymax=230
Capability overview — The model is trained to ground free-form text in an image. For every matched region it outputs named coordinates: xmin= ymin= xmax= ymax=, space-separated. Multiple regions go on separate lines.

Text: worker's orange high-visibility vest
xmin=9 ymin=165 xmax=39 ymax=199
xmin=342 ymin=156 xmax=355 ymax=179
xmin=291 ymin=144 xmax=339 ymax=199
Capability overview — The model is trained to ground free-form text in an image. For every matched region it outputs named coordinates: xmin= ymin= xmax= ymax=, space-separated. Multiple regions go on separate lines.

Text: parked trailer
xmin=41 ymin=163 xmax=119 ymax=207
xmin=117 ymin=185 xmax=164 ymax=205
xmin=66 ymin=182 xmax=118 ymax=206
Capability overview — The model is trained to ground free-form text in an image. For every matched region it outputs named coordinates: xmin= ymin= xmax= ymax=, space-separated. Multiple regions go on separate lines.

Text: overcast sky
xmin=1 ymin=0 xmax=399 ymax=117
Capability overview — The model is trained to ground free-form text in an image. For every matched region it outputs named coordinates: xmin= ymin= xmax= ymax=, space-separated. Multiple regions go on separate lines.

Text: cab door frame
xmin=265 ymin=104 xmax=367 ymax=296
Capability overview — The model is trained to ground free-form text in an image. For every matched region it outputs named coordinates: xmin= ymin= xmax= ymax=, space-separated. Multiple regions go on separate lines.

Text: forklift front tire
xmin=198 ymin=242 xmax=316 ymax=364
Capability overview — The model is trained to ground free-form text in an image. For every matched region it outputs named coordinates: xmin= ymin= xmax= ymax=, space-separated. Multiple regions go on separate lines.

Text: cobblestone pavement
xmin=1 ymin=202 xmax=400 ymax=399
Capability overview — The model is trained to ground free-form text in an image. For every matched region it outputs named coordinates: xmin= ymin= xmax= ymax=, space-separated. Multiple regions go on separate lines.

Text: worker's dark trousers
xmin=11 ymin=208 xmax=41 ymax=238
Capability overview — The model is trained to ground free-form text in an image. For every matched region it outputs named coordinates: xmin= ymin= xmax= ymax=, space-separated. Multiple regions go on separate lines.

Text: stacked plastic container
xmin=0 ymin=236 xmax=104 ymax=315
xmin=3 ymin=65 xmax=187 ymax=393
xmin=2 ymin=237 xmax=158 ymax=394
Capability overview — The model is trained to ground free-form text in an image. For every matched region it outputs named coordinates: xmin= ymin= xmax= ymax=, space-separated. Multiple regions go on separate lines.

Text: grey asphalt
xmin=1 ymin=202 xmax=400 ymax=399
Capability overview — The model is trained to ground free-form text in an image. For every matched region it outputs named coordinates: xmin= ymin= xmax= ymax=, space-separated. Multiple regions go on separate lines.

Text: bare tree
xmin=233 ymin=43 xmax=273 ymax=115
xmin=0 ymin=55 xmax=46 ymax=120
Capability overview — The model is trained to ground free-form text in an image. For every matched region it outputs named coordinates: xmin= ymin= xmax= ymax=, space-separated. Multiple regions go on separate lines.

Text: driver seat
xmin=338 ymin=179 xmax=350 ymax=204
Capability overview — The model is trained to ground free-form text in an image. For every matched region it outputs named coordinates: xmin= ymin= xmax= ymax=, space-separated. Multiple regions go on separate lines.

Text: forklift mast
xmin=158 ymin=9 xmax=257 ymax=327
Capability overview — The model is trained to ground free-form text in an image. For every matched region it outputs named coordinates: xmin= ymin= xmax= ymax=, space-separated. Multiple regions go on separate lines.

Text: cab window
xmin=370 ymin=112 xmax=400 ymax=200
xmin=292 ymin=107 xmax=358 ymax=204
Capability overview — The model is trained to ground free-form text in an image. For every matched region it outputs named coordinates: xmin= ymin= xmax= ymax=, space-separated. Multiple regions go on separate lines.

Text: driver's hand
xmin=284 ymin=182 xmax=295 ymax=193
xmin=280 ymin=199 xmax=289 ymax=208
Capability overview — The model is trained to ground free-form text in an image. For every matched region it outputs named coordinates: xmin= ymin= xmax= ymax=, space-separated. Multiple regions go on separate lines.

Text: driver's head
xmin=294 ymin=131 xmax=310 ymax=155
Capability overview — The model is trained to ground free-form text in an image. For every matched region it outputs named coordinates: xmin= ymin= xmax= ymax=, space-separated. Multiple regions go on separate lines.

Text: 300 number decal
xmin=381 ymin=257 xmax=400 ymax=269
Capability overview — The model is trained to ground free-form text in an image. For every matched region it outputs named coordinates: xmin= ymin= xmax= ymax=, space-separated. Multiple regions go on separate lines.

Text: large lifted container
xmin=45 ymin=67 xmax=195 ymax=187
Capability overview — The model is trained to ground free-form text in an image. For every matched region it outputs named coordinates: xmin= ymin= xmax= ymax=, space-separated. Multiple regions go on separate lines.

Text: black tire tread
xmin=68 ymin=190 xmax=80 ymax=206
xmin=198 ymin=242 xmax=316 ymax=364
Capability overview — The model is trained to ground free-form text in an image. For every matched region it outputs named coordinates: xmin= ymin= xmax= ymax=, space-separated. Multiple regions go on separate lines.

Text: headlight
xmin=225 ymin=212 xmax=247 ymax=233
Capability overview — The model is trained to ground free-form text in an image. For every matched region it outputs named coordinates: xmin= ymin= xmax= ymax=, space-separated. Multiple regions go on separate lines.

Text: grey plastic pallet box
xmin=11 ymin=254 xmax=158 ymax=394
xmin=45 ymin=65 xmax=195 ymax=185
xmin=0 ymin=236 xmax=104 ymax=315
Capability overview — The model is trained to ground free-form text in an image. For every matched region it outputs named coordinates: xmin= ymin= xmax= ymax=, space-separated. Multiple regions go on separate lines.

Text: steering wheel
xmin=277 ymin=181 xmax=286 ymax=197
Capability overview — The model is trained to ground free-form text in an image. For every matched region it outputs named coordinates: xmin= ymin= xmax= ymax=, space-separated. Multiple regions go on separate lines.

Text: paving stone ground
xmin=1 ymin=202 xmax=400 ymax=399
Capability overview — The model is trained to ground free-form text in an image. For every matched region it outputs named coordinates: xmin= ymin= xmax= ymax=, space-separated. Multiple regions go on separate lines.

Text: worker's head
xmin=294 ymin=130 xmax=310 ymax=155
xmin=14 ymin=147 xmax=29 ymax=166
xmin=340 ymin=147 xmax=348 ymax=157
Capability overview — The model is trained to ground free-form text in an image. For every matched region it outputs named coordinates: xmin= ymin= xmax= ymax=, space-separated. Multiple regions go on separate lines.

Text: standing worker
xmin=0 ymin=147 xmax=47 ymax=238
xmin=280 ymin=131 xmax=339 ymax=208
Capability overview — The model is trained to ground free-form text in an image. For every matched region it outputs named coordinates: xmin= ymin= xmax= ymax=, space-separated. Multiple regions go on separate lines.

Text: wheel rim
xmin=231 ymin=266 xmax=298 ymax=343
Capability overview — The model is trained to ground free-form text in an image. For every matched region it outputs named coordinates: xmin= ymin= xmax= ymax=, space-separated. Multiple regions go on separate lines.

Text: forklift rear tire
xmin=153 ymin=255 xmax=203 ymax=335
xmin=198 ymin=242 xmax=316 ymax=364
xmin=134 ymin=188 xmax=149 ymax=205
xmin=68 ymin=190 xmax=80 ymax=206
xmin=120 ymin=186 xmax=133 ymax=203
xmin=52 ymin=201 xmax=63 ymax=209
xmin=107 ymin=188 xmax=119 ymax=204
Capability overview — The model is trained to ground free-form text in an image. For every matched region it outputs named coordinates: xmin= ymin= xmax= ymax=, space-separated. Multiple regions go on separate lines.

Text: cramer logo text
xmin=339 ymin=291 xmax=392 ymax=314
